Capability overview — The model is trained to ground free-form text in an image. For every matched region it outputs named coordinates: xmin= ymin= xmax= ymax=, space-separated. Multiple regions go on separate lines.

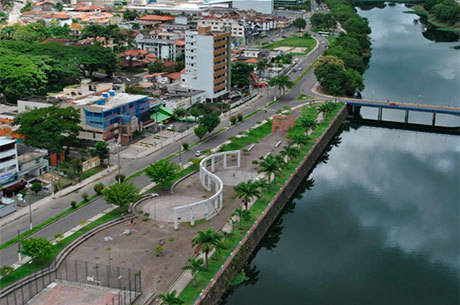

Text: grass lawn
xmin=265 ymin=35 xmax=316 ymax=54
xmin=179 ymin=103 xmax=344 ymax=304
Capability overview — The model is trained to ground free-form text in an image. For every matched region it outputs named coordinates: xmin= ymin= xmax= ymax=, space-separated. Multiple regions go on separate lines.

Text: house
xmin=119 ymin=49 xmax=157 ymax=68
xmin=17 ymin=144 xmax=49 ymax=183
xmin=136 ymin=14 xmax=175 ymax=26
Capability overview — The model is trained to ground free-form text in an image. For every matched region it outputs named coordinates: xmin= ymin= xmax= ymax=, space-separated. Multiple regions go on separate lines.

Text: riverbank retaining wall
xmin=195 ymin=105 xmax=349 ymax=305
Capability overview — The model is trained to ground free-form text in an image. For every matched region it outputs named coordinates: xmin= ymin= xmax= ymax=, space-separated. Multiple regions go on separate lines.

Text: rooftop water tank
xmin=109 ymin=90 xmax=115 ymax=96
xmin=96 ymin=99 xmax=105 ymax=105
xmin=102 ymin=92 xmax=109 ymax=99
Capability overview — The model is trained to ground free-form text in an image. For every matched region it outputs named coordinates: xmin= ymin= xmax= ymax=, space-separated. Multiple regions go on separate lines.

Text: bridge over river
xmin=340 ymin=97 xmax=460 ymax=135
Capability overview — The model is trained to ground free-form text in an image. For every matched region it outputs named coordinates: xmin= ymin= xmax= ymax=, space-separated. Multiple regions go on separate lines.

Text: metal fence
xmin=0 ymin=259 xmax=141 ymax=305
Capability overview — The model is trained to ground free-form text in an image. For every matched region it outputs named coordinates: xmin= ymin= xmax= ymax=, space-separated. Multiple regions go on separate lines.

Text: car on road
xmin=195 ymin=150 xmax=202 ymax=157
xmin=167 ymin=125 xmax=174 ymax=131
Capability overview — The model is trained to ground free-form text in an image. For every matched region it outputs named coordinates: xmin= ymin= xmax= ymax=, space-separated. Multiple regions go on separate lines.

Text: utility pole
xmin=179 ymin=145 xmax=182 ymax=167
xmin=28 ymin=198 xmax=32 ymax=230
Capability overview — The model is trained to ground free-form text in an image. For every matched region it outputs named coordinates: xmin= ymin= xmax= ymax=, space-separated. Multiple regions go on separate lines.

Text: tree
xmin=233 ymin=179 xmax=261 ymax=210
xmin=15 ymin=107 xmax=81 ymax=153
xmin=319 ymin=102 xmax=336 ymax=118
xmin=232 ymin=207 xmax=251 ymax=229
xmin=194 ymin=124 xmax=207 ymax=140
xmin=158 ymin=290 xmax=183 ymax=305
xmin=268 ymin=75 xmax=294 ymax=96
xmin=103 ymin=182 xmax=141 ymax=214
xmin=91 ymin=141 xmax=110 ymax=167
xmin=256 ymin=155 xmax=282 ymax=184
xmin=231 ymin=62 xmax=253 ymax=88
xmin=182 ymin=258 xmax=206 ymax=287
xmin=70 ymin=158 xmax=83 ymax=180
xmin=173 ymin=108 xmax=187 ymax=118
xmin=293 ymin=18 xmax=306 ymax=31
xmin=148 ymin=61 xmax=164 ymax=73
xmin=256 ymin=59 xmax=267 ymax=77
xmin=20 ymin=238 xmax=53 ymax=263
xmin=299 ymin=117 xmax=317 ymax=133
xmin=123 ymin=9 xmax=138 ymax=21
xmin=190 ymin=107 xmax=202 ymax=121
xmin=94 ymin=183 xmax=104 ymax=195
xmin=182 ymin=143 xmax=189 ymax=151
xmin=78 ymin=44 xmax=118 ymax=77
xmin=310 ymin=13 xmax=336 ymax=30
xmin=0 ymin=54 xmax=47 ymax=102
xmin=30 ymin=182 xmax=42 ymax=196
xmin=0 ymin=265 xmax=14 ymax=277
xmin=145 ymin=160 xmax=179 ymax=190
xmin=280 ymin=144 xmax=300 ymax=162
xmin=289 ymin=134 xmax=308 ymax=147
xmin=54 ymin=2 xmax=63 ymax=11
xmin=192 ymin=228 xmax=225 ymax=268
xmin=199 ymin=113 xmax=220 ymax=133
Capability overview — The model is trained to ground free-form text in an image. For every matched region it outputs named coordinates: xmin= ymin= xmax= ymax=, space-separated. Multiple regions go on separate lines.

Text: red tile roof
xmin=138 ymin=15 xmax=175 ymax=22
xmin=165 ymin=72 xmax=181 ymax=80
xmin=174 ymin=39 xmax=185 ymax=46
xmin=245 ymin=58 xmax=258 ymax=64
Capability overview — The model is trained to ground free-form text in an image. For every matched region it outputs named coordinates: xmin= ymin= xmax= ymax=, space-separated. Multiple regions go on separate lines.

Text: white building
xmin=0 ymin=137 xmax=19 ymax=188
xmin=183 ymin=27 xmax=231 ymax=102
xmin=232 ymin=0 xmax=273 ymax=14
xmin=197 ymin=16 xmax=245 ymax=39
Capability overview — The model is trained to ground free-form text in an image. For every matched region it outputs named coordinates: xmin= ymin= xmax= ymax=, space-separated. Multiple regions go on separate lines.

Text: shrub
xmin=53 ymin=233 xmax=64 ymax=240
xmin=0 ymin=265 xmax=14 ymax=277
xmin=230 ymin=115 xmax=237 ymax=125
xmin=70 ymin=200 xmax=77 ymax=209
xmin=94 ymin=183 xmax=104 ymax=195
xmin=237 ymin=113 xmax=243 ymax=121
xmin=81 ymin=193 xmax=89 ymax=202
xmin=154 ymin=245 xmax=164 ymax=257
xmin=20 ymin=238 xmax=53 ymax=263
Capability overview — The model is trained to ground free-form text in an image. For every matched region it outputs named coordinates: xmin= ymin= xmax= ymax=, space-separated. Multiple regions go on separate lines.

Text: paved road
xmin=0 ymin=25 xmax=329 ymax=267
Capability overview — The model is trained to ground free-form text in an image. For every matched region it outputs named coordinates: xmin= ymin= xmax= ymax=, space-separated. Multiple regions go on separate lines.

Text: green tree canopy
xmin=194 ymin=124 xmax=207 ymax=140
xmin=268 ymin=75 xmax=294 ymax=95
xmin=293 ymin=17 xmax=307 ymax=30
xmin=91 ymin=141 xmax=110 ymax=166
xmin=103 ymin=182 xmax=141 ymax=214
xmin=15 ymin=107 xmax=81 ymax=152
xmin=145 ymin=160 xmax=179 ymax=190
xmin=20 ymin=238 xmax=53 ymax=263
xmin=310 ymin=13 xmax=336 ymax=29
xmin=199 ymin=113 xmax=220 ymax=133
xmin=191 ymin=228 xmax=224 ymax=267
xmin=233 ymin=179 xmax=261 ymax=210
xmin=182 ymin=258 xmax=206 ymax=287
xmin=231 ymin=62 xmax=254 ymax=88
xmin=158 ymin=290 xmax=183 ymax=305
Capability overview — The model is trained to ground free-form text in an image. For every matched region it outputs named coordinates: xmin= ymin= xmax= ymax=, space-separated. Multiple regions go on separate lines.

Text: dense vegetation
xmin=314 ymin=0 xmax=371 ymax=96
xmin=310 ymin=13 xmax=337 ymax=30
xmin=423 ymin=0 xmax=459 ymax=26
xmin=0 ymin=23 xmax=118 ymax=103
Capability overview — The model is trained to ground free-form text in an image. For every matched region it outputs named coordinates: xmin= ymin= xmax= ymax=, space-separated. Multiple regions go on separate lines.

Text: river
xmin=222 ymin=4 xmax=459 ymax=305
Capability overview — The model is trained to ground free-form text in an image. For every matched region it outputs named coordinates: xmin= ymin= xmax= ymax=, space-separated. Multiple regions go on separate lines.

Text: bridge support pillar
xmin=432 ymin=112 xmax=436 ymax=126
xmin=351 ymin=105 xmax=361 ymax=120
xmin=404 ymin=110 xmax=409 ymax=124
xmin=378 ymin=108 xmax=382 ymax=121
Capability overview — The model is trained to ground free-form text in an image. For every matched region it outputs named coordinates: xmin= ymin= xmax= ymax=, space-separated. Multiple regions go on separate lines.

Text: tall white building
xmin=183 ymin=27 xmax=231 ymax=102
xmin=0 ymin=137 xmax=19 ymax=188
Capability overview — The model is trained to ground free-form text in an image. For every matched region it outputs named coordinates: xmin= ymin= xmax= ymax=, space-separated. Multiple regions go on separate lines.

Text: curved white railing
xmin=173 ymin=150 xmax=241 ymax=230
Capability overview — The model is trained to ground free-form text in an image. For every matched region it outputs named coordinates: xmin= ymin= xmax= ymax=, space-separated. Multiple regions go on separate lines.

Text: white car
xmin=195 ymin=150 xmax=202 ymax=157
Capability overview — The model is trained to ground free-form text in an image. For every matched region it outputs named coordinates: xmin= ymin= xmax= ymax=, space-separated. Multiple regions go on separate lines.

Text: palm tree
xmin=192 ymin=228 xmax=225 ymax=268
xmin=232 ymin=207 xmax=251 ymax=229
xmin=182 ymin=258 xmax=206 ymax=287
xmin=158 ymin=290 xmax=183 ymax=305
xmin=299 ymin=117 xmax=317 ymax=134
xmin=268 ymin=75 xmax=294 ymax=96
xmin=256 ymin=155 xmax=282 ymax=184
xmin=256 ymin=59 xmax=267 ymax=77
xmin=288 ymin=134 xmax=308 ymax=147
xmin=233 ymin=179 xmax=261 ymax=210
xmin=280 ymin=144 xmax=300 ymax=162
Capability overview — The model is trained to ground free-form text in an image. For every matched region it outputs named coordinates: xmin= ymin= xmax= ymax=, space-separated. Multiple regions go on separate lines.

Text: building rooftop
xmin=72 ymin=93 xmax=148 ymax=111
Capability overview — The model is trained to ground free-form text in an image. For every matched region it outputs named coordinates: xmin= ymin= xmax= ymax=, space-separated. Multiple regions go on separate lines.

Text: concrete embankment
xmin=195 ymin=105 xmax=349 ymax=305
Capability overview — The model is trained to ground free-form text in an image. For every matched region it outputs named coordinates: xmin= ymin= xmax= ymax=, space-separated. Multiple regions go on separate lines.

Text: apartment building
xmin=183 ymin=27 xmax=231 ymax=102
xmin=135 ymin=30 xmax=185 ymax=61
xmin=0 ymin=137 xmax=19 ymax=188
xmin=197 ymin=16 xmax=245 ymax=40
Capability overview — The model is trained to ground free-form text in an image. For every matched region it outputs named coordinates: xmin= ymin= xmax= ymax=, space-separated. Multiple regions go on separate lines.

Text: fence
xmin=0 ymin=259 xmax=141 ymax=305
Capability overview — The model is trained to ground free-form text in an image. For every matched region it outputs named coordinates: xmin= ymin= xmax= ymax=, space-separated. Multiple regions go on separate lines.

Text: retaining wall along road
xmin=194 ymin=105 xmax=348 ymax=305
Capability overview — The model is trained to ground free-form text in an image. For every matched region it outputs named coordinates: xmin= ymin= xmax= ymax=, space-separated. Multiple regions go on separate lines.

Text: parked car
xmin=167 ymin=125 xmax=174 ymax=131
xmin=195 ymin=150 xmax=202 ymax=157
